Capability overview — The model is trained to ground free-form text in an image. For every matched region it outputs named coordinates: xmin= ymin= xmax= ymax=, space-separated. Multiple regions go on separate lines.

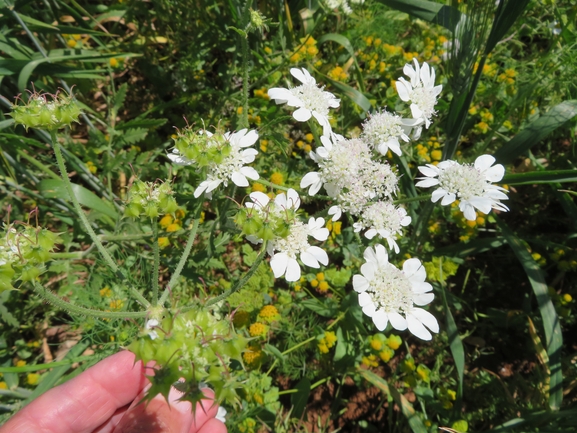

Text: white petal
xmin=411 ymin=308 xmax=439 ymax=333
xmin=372 ymin=310 xmax=389 ymax=331
xmin=301 ymin=172 xmax=323 ymax=196
xmin=305 ymin=246 xmax=329 ymax=266
xmin=460 ymin=202 xmax=478 ymax=221
xmin=440 ymin=192 xmax=456 ymax=206
xmin=418 ymin=165 xmax=439 ymax=177
xmin=270 ymin=253 xmax=288 ymax=278
xmin=415 ymin=178 xmax=440 ymax=188
xmin=300 ymin=250 xmax=320 ymax=268
xmin=407 ymin=314 xmax=432 ymax=340
xmin=328 ymin=205 xmax=342 ymax=221
xmin=286 ymin=188 xmax=301 ymax=210
xmin=413 ymin=292 xmax=435 ymax=306
xmin=231 ymin=172 xmax=248 ymax=187
xmin=285 ymin=257 xmax=302 ymax=282
xmin=395 ymin=79 xmax=411 ymax=101
xmin=474 ymin=154 xmax=496 ymax=172
xmin=388 ymin=312 xmax=407 ymax=330
xmin=403 ymin=258 xmax=425 ymax=281
xmin=268 ymin=87 xmax=292 ymax=103
xmin=358 ymin=291 xmax=373 ymax=308
xmin=353 ymin=274 xmax=370 ymax=293
xmin=240 ymin=166 xmax=259 ymax=180
xmin=248 ymin=192 xmax=270 ymax=208
xmin=484 ymin=164 xmax=505 ymax=182
xmin=194 ymin=181 xmax=209 ymax=198
xmin=239 ymin=129 xmax=259 ymax=147
xmin=293 ymin=107 xmax=312 ymax=122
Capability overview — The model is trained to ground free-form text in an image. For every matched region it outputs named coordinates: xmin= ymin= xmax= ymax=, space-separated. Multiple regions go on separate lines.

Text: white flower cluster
xmin=168 ymin=128 xmax=260 ymax=198
xmin=244 ymin=189 xmax=329 ymax=282
xmin=324 ymin=0 xmax=364 ymax=15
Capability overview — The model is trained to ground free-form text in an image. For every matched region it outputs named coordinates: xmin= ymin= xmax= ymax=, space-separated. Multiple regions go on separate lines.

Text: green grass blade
xmin=317 ymin=33 xmax=365 ymax=92
xmin=375 ymin=0 xmax=461 ymax=32
xmin=484 ymin=0 xmax=531 ymax=54
xmin=324 ymin=76 xmax=372 ymax=112
xmin=38 ymin=179 xmax=118 ymax=220
xmin=360 ymin=369 xmax=427 ymax=433
xmin=434 ymin=238 xmax=506 ymax=257
xmin=494 ymin=101 xmax=577 ymax=165
xmin=503 ymin=170 xmax=577 ymax=185
xmin=497 ymin=217 xmax=563 ymax=410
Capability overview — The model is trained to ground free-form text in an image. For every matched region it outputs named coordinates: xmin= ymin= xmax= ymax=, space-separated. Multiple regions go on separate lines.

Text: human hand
xmin=0 ymin=350 xmax=227 ymax=433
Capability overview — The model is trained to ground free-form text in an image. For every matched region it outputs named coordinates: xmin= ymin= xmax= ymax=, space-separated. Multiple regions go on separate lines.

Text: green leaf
xmin=120 ymin=128 xmax=149 ymax=145
xmin=497 ymin=218 xmax=563 ymax=410
xmin=0 ymin=119 xmax=14 ymax=130
xmin=290 ymin=378 xmax=311 ymax=419
xmin=113 ymin=83 xmax=128 ymax=115
xmin=38 ymin=179 xmax=118 ymax=220
xmin=17 ymin=13 xmax=59 ymax=31
xmin=494 ymin=101 xmax=577 ymax=165
xmin=116 ymin=118 xmax=168 ymax=130
xmin=360 ymin=369 xmax=427 ymax=433
xmin=263 ymin=344 xmax=284 ymax=361
xmin=484 ymin=0 xmax=531 ymax=54
xmin=325 ymin=77 xmax=372 ymax=113
xmin=502 ymin=170 xmax=577 ymax=185
xmin=0 ymin=291 xmax=18 ymax=327
xmin=375 ymin=0 xmax=461 ymax=32
xmin=434 ymin=238 xmax=506 ymax=257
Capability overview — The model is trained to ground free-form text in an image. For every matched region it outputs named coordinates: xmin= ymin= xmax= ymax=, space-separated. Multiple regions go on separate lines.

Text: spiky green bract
xmin=171 ymin=125 xmax=231 ymax=168
xmin=123 ymin=179 xmax=178 ymax=219
xmin=0 ymin=223 xmax=60 ymax=291
xmin=11 ymin=91 xmax=82 ymax=131
xmin=128 ymin=307 xmax=247 ymax=407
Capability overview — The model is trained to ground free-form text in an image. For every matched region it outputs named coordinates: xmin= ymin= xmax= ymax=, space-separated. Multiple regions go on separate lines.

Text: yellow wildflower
xmin=166 ymin=223 xmax=181 ymax=232
xmin=386 ymin=335 xmax=402 ymax=350
xmin=249 ymin=322 xmax=268 ymax=338
xmin=258 ymin=305 xmax=280 ymax=323
xmin=379 ymin=347 xmax=394 ymax=362
xmin=15 ymin=360 xmax=26 ymax=367
xmin=27 ymin=373 xmax=40 ymax=386
xmin=243 ymin=346 xmax=264 ymax=366
xmin=270 ymin=172 xmax=284 ymax=185
xmin=0 ymin=382 xmax=7 ymax=390
xmin=100 ymin=286 xmax=112 ymax=297
xmin=252 ymin=183 xmax=266 ymax=193
xmin=310 ymin=279 xmax=319 ymax=288
xmin=362 ymin=354 xmax=379 ymax=368
xmin=109 ymin=299 xmax=124 ymax=310
xmin=318 ymin=281 xmax=329 ymax=292
xmin=158 ymin=237 xmax=170 ymax=249
xmin=159 ymin=214 xmax=173 ymax=228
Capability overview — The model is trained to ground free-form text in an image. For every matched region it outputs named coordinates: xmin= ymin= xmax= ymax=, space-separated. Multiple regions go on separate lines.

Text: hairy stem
xmin=152 ymin=222 xmax=160 ymax=306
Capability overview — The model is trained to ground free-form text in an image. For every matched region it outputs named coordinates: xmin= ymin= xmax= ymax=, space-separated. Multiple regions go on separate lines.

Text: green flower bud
xmin=20 ymin=264 xmax=41 ymax=282
xmin=11 ymin=91 xmax=82 ymax=131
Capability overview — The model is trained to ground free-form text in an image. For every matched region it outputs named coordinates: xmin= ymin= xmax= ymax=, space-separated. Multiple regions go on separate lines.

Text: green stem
xmin=100 ymin=233 xmax=154 ymax=242
xmin=307 ymin=120 xmax=323 ymax=147
xmin=51 ymin=134 xmax=150 ymax=308
xmin=254 ymin=178 xmax=290 ymax=192
xmin=0 ymin=356 xmax=94 ymax=373
xmin=152 ymin=222 xmax=159 ymax=306
xmin=159 ymin=218 xmax=201 ymax=307
xmin=393 ymin=194 xmax=432 ymax=205
xmin=205 ymin=245 xmax=267 ymax=307
xmin=49 ymin=252 xmax=84 ymax=259
xmin=277 ymin=377 xmax=329 ymax=396
xmin=33 ymin=282 xmax=147 ymax=319
xmin=239 ymin=2 xmax=252 ymax=130
xmin=16 ymin=149 xmax=60 ymax=180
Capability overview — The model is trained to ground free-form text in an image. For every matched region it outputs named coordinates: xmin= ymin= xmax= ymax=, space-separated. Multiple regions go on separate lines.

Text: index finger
xmin=0 ymin=350 xmax=146 ymax=433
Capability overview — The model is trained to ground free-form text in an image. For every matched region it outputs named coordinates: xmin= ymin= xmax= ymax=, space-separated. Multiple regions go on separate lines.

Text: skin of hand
xmin=0 ymin=351 xmax=227 ymax=433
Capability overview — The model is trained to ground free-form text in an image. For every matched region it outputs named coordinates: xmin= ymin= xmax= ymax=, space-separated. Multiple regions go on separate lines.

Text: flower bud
xmin=11 ymin=90 xmax=81 ymax=131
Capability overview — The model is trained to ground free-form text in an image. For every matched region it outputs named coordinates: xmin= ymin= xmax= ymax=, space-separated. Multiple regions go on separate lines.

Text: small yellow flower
xmin=290 ymin=52 xmax=301 ymax=63
xmin=109 ymin=299 xmax=124 ymax=310
xmin=100 ymin=286 xmax=112 ymax=297
xmin=243 ymin=345 xmax=264 ymax=366
xmin=258 ymin=305 xmax=280 ymax=323
xmin=264 ymin=46 xmax=272 ymax=54
xmin=310 ymin=279 xmax=319 ymax=288
xmin=67 ymin=39 xmax=77 ymax=48
xmin=379 ymin=347 xmax=394 ymax=362
xmin=0 ymin=382 xmax=7 ymax=390
xmin=431 ymin=150 xmax=442 ymax=161
xmin=27 ymin=373 xmax=40 ymax=386
xmin=305 ymin=133 xmax=314 ymax=143
xmin=252 ymin=182 xmax=266 ymax=193
xmin=324 ymin=331 xmax=337 ymax=347
xmin=15 ymin=360 xmax=26 ymax=367
xmin=318 ymin=342 xmax=329 ymax=354
xmin=370 ymin=338 xmax=382 ymax=351
xmin=237 ymin=106 xmax=243 ymax=115
xmin=362 ymin=354 xmax=379 ymax=367
xmin=316 ymin=272 xmax=325 ymax=281
xmin=304 ymin=144 xmax=312 ymax=153
xmin=109 ymin=58 xmax=119 ymax=68
xmin=158 ymin=237 xmax=170 ymax=249
xmin=166 ymin=223 xmax=181 ymax=232
xmin=86 ymin=161 xmax=97 ymax=174
xmin=386 ymin=335 xmax=402 ymax=350
xmin=318 ymin=281 xmax=329 ymax=292
xmin=563 ymin=293 xmax=573 ymax=303
xmin=249 ymin=322 xmax=268 ymax=338
xmin=159 ymin=214 xmax=173 ymax=228
xmin=270 ymin=172 xmax=284 ymax=185
xmin=416 ymin=364 xmax=431 ymax=383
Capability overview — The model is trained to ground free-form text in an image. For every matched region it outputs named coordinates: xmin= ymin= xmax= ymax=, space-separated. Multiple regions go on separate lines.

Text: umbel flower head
xmin=353 ymin=244 xmax=439 ymax=340
xmin=11 ymin=90 xmax=81 ymax=131
xmin=239 ymin=189 xmax=329 ymax=282
xmin=415 ymin=154 xmax=509 ymax=221
xmin=268 ymin=68 xmax=340 ymax=136
xmin=361 ymin=109 xmax=420 ymax=156
xmin=124 ymin=179 xmax=178 ymax=219
xmin=353 ymin=201 xmax=411 ymax=253
xmin=168 ymin=127 xmax=259 ymax=198
xmin=395 ymin=59 xmax=442 ymax=130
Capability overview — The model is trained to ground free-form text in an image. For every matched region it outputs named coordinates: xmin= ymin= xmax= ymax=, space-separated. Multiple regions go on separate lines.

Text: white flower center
xmin=409 ymin=85 xmax=437 ymax=118
xmin=209 ymin=146 xmax=244 ymax=184
xmin=273 ymin=221 xmax=310 ymax=259
xmin=361 ymin=201 xmax=403 ymax=234
xmin=368 ymin=265 xmax=413 ymax=313
xmin=362 ymin=111 xmax=405 ymax=146
xmin=438 ymin=164 xmax=486 ymax=200
xmin=291 ymin=83 xmax=332 ymax=117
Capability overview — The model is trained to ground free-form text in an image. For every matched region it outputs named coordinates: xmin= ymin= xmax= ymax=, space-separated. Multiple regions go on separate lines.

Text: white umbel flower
xmin=145 ymin=319 xmax=159 ymax=340
xmin=268 ymin=68 xmax=340 ymax=136
xmin=395 ymin=59 xmax=442 ymax=129
xmin=416 ymin=154 xmax=509 ymax=221
xmin=243 ymin=189 xmax=329 ymax=282
xmin=353 ymin=201 xmax=411 ymax=253
xmin=361 ymin=109 xmax=420 ymax=156
xmin=352 ymin=244 xmax=438 ymax=340
xmin=168 ymin=129 xmax=260 ymax=198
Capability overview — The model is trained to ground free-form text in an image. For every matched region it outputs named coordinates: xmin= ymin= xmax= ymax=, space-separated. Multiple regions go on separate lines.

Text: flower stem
xmin=307 ymin=119 xmax=323 ymax=147
xmin=51 ymin=133 xmax=150 ymax=308
xmin=393 ymin=194 xmax=432 ymax=205
xmin=159 ymin=217 xmax=201 ymax=307
xmin=151 ymin=221 xmax=159 ymax=306
xmin=254 ymin=178 xmax=290 ymax=192
xmin=33 ymin=282 xmax=148 ymax=319
xmin=205 ymin=244 xmax=267 ymax=307
xmin=239 ymin=2 xmax=252 ymax=130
